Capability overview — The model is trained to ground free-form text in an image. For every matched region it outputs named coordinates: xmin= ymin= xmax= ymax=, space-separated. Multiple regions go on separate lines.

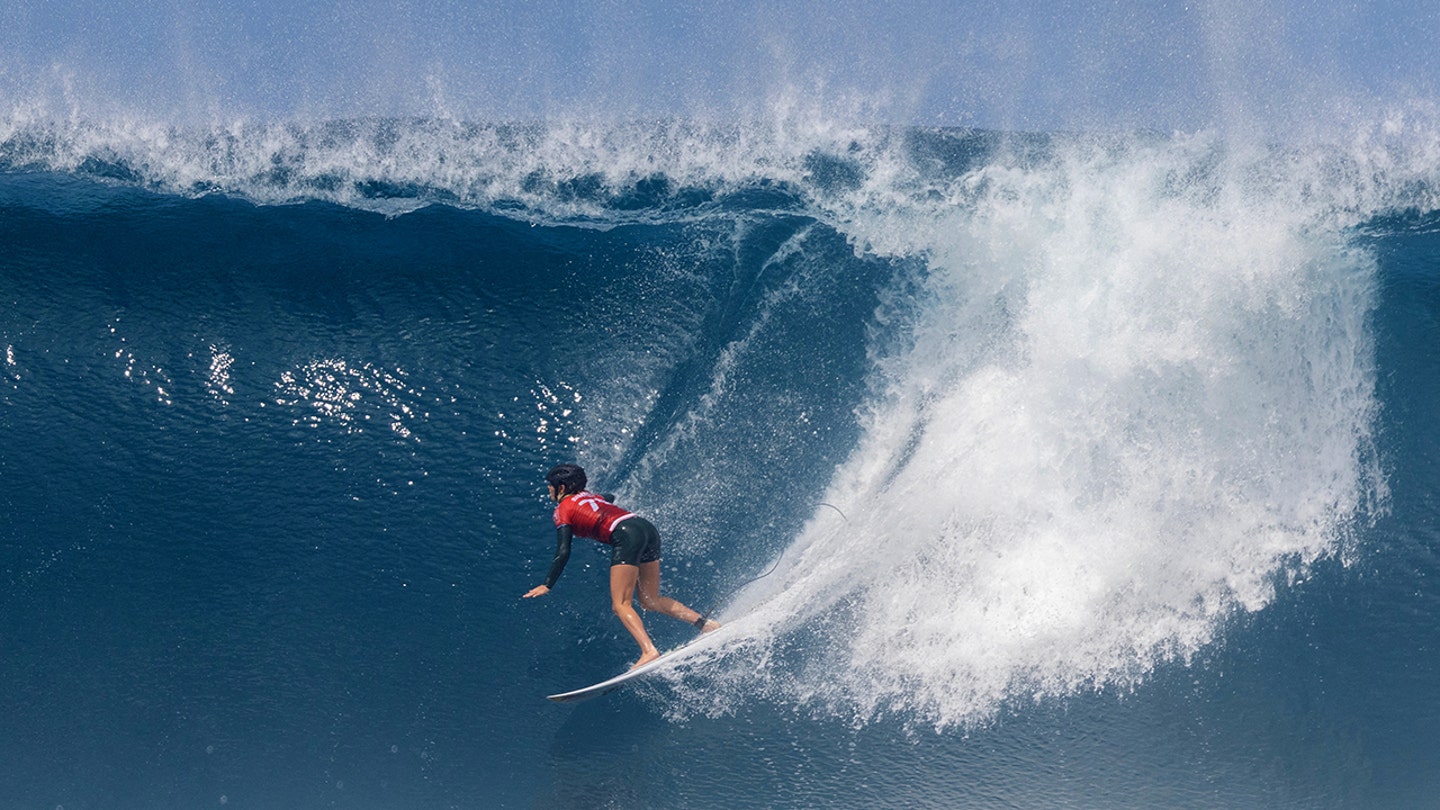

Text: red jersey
xmin=553 ymin=491 xmax=634 ymax=544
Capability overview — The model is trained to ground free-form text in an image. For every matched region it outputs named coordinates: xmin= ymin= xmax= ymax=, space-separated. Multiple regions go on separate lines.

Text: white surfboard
xmin=546 ymin=626 xmax=727 ymax=703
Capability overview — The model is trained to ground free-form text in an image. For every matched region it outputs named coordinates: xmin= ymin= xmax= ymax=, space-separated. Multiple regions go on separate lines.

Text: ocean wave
xmin=5 ymin=107 xmax=1440 ymax=730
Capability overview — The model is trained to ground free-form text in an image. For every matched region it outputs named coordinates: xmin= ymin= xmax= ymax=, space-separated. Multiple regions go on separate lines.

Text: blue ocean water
xmin=2 ymin=118 xmax=1439 ymax=809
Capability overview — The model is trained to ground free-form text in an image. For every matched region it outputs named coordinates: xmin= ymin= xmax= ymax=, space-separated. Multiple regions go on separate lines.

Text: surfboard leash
xmin=692 ymin=501 xmax=849 ymax=629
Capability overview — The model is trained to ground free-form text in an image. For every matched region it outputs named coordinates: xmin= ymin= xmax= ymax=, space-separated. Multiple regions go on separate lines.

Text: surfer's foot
xmin=700 ymin=619 xmax=721 ymax=633
xmin=631 ymin=650 xmax=660 ymax=670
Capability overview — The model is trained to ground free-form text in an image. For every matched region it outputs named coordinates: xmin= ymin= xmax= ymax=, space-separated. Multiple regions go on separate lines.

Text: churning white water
xmin=678 ymin=128 xmax=1421 ymax=728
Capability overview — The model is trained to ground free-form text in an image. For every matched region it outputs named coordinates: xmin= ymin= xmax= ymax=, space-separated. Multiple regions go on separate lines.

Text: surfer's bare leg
xmin=636 ymin=561 xmax=721 ymax=632
xmin=610 ymin=563 xmax=661 ymax=668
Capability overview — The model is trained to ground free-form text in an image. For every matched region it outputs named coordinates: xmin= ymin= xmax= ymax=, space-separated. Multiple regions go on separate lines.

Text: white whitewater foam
xmin=684 ymin=126 xmax=1423 ymax=728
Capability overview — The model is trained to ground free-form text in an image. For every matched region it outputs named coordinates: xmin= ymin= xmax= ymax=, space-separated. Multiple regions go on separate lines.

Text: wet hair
xmin=545 ymin=464 xmax=587 ymax=496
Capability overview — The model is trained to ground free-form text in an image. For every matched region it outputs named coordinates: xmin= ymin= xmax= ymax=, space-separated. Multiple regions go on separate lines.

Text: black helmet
xmin=546 ymin=464 xmax=587 ymax=495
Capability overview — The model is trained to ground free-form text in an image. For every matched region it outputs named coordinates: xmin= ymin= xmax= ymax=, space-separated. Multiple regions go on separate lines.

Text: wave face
xmin=4 ymin=113 xmax=1440 ymax=807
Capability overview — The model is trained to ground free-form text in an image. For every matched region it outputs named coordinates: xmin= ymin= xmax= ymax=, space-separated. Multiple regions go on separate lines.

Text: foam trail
xmin=696 ymin=131 xmax=1396 ymax=727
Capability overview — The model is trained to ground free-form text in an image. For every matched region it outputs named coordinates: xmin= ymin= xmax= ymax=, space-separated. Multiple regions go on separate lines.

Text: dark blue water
xmin=2 ymin=121 xmax=1438 ymax=808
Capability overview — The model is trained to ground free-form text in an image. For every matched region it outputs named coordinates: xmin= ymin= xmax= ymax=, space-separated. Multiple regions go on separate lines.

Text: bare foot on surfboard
xmin=631 ymin=650 xmax=661 ymax=670
xmin=700 ymin=619 xmax=721 ymax=633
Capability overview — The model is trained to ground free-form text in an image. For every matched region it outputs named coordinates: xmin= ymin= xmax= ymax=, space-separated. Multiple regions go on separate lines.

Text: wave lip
xmin=0 ymin=116 xmax=828 ymax=218
xmin=7 ymin=109 xmax=1437 ymax=224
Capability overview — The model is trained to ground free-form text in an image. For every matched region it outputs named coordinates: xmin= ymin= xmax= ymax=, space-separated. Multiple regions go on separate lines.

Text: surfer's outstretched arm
xmin=523 ymin=525 xmax=573 ymax=598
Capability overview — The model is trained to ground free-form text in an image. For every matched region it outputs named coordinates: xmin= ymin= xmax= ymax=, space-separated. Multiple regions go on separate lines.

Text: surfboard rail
xmin=546 ymin=625 xmax=730 ymax=703
xmin=546 ymin=651 xmax=677 ymax=703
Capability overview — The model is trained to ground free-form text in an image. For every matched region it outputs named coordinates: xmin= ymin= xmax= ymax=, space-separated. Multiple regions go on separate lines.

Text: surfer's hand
xmin=523 ymin=585 xmax=551 ymax=598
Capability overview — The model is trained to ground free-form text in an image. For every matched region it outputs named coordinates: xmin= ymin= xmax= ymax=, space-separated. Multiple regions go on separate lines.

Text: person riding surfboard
xmin=522 ymin=464 xmax=720 ymax=668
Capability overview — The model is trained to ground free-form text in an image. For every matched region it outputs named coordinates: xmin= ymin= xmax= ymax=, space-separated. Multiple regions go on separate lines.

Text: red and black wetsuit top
xmin=541 ymin=491 xmax=632 ymax=588
xmin=552 ymin=491 xmax=634 ymax=544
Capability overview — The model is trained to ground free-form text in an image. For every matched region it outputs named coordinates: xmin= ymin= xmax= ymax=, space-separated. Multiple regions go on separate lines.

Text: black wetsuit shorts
xmin=609 ymin=517 xmax=662 ymax=567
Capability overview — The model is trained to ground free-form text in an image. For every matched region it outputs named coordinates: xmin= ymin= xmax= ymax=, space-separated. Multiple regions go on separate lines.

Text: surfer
xmin=523 ymin=463 xmax=720 ymax=668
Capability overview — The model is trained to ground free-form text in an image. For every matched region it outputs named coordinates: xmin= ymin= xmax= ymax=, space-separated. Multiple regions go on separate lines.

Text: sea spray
xmin=697 ymin=130 xmax=1394 ymax=728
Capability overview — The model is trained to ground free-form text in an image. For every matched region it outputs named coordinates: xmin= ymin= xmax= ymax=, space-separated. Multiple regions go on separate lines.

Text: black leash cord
xmin=694 ymin=501 xmax=849 ymax=626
